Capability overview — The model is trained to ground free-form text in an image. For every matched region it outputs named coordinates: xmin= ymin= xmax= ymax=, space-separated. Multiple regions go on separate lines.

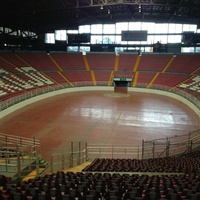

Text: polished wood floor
xmin=0 ymin=90 xmax=199 ymax=155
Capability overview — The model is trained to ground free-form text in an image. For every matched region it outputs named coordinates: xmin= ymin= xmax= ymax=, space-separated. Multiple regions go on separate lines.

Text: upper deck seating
xmin=118 ymin=54 xmax=138 ymax=71
xmin=62 ymin=71 xmax=93 ymax=85
xmin=135 ymin=72 xmax=156 ymax=87
xmin=0 ymin=52 xmax=28 ymax=68
xmin=0 ymin=55 xmax=18 ymax=73
xmin=114 ymin=71 xmax=134 ymax=79
xmin=86 ymin=53 xmax=115 ymax=70
xmin=137 ymin=53 xmax=173 ymax=72
xmin=94 ymin=71 xmax=112 ymax=85
xmin=16 ymin=52 xmax=58 ymax=71
xmin=165 ymin=54 xmax=200 ymax=74
xmin=51 ymin=52 xmax=86 ymax=70
xmin=151 ymin=73 xmax=189 ymax=88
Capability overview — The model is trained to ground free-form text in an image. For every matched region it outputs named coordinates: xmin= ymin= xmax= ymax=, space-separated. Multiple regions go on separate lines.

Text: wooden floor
xmin=0 ymin=90 xmax=199 ymax=155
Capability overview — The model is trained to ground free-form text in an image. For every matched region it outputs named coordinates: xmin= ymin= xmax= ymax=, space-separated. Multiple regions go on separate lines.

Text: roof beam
xmin=75 ymin=0 xmax=179 ymax=8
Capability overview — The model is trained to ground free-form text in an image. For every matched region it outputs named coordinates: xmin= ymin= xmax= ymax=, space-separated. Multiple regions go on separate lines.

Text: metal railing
xmin=1 ymin=129 xmax=200 ymax=180
xmin=142 ymin=128 xmax=200 ymax=159
xmin=0 ymin=133 xmax=41 ymax=180
xmin=85 ymin=144 xmax=142 ymax=160
xmin=0 ymin=82 xmax=200 ymax=112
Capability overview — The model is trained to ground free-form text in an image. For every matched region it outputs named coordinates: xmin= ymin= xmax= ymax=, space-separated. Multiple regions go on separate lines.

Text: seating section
xmin=82 ymin=150 xmax=200 ymax=174
xmin=0 ymin=51 xmax=199 ymax=102
xmin=0 ymin=52 xmax=28 ymax=69
xmin=16 ymin=52 xmax=58 ymax=71
xmin=135 ymin=72 xmax=156 ymax=87
xmin=0 ymin=68 xmax=25 ymax=100
xmin=179 ymin=75 xmax=200 ymax=92
xmin=16 ymin=67 xmax=54 ymax=87
xmin=94 ymin=71 xmax=112 ymax=85
xmin=114 ymin=71 xmax=134 ymax=79
xmin=165 ymin=54 xmax=200 ymax=74
xmin=86 ymin=53 xmax=116 ymax=70
xmin=151 ymin=73 xmax=190 ymax=88
xmin=118 ymin=54 xmax=138 ymax=71
xmin=51 ymin=52 xmax=86 ymax=70
xmin=42 ymin=72 xmax=68 ymax=85
xmin=0 ymin=55 xmax=19 ymax=73
xmin=1 ymin=171 xmax=200 ymax=200
xmin=137 ymin=54 xmax=173 ymax=72
xmin=62 ymin=71 xmax=93 ymax=84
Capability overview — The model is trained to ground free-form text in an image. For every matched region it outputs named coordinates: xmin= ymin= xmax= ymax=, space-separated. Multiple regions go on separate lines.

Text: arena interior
xmin=0 ymin=0 xmax=200 ymax=199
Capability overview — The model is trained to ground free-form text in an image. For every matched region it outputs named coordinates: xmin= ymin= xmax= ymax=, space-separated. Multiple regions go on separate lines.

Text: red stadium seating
xmin=137 ymin=53 xmax=173 ymax=72
xmin=51 ymin=52 xmax=86 ymax=70
xmin=118 ymin=54 xmax=138 ymax=71
xmin=86 ymin=53 xmax=116 ymax=70
xmin=0 ymin=52 xmax=199 ymax=103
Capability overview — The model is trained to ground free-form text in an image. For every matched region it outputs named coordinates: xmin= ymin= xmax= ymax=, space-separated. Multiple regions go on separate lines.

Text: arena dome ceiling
xmin=1 ymin=0 xmax=200 ymax=33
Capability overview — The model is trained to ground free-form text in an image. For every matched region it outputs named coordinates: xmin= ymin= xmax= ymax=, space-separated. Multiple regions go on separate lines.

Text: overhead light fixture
xmin=108 ymin=9 xmax=110 ymax=14
xmin=139 ymin=4 xmax=141 ymax=12
xmin=101 ymin=5 xmax=103 ymax=10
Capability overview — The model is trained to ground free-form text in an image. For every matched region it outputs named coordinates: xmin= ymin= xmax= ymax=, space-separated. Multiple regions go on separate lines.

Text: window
xmin=45 ymin=33 xmax=55 ymax=44
xmin=103 ymin=24 xmax=115 ymax=34
xmin=55 ymin=30 xmax=66 ymax=41
xmin=67 ymin=30 xmax=78 ymax=34
xmin=129 ymin=22 xmax=142 ymax=30
xmin=154 ymin=24 xmax=168 ymax=34
xmin=116 ymin=22 xmax=128 ymax=34
xmin=167 ymin=35 xmax=182 ymax=43
xmin=142 ymin=22 xmax=155 ymax=33
xmin=79 ymin=25 xmax=91 ymax=33
xmin=91 ymin=24 xmax=103 ymax=34
xmin=181 ymin=47 xmax=194 ymax=53
xmin=91 ymin=35 xmax=103 ymax=44
xmin=183 ymin=24 xmax=197 ymax=32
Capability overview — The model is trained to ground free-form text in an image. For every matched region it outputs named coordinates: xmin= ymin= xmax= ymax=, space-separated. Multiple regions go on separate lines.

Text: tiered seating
xmin=179 ymin=76 xmax=200 ymax=91
xmin=51 ymin=52 xmax=86 ymax=70
xmin=1 ymin=171 xmax=200 ymax=200
xmin=86 ymin=53 xmax=115 ymax=70
xmin=114 ymin=71 xmax=134 ymax=79
xmin=194 ymin=67 xmax=200 ymax=75
xmin=151 ymin=73 xmax=189 ymax=88
xmin=94 ymin=71 xmax=112 ymax=85
xmin=62 ymin=71 xmax=93 ymax=84
xmin=166 ymin=54 xmax=200 ymax=74
xmin=178 ymin=76 xmax=200 ymax=101
xmin=0 ymin=52 xmax=199 ymax=103
xmin=16 ymin=67 xmax=54 ymax=87
xmin=2 ymin=73 xmax=34 ymax=90
xmin=0 ymin=69 xmax=25 ymax=100
xmin=83 ymin=150 xmax=200 ymax=174
xmin=0 ymin=55 xmax=18 ymax=73
xmin=16 ymin=52 xmax=58 ymax=71
xmin=0 ymin=52 xmax=27 ymax=68
xmin=44 ymin=72 xmax=69 ymax=84
xmin=137 ymin=54 xmax=172 ymax=72
xmin=118 ymin=54 xmax=138 ymax=71
xmin=135 ymin=72 xmax=156 ymax=86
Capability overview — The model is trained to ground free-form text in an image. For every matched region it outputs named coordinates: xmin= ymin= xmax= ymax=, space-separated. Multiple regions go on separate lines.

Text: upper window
xmin=55 ymin=30 xmax=66 ymax=41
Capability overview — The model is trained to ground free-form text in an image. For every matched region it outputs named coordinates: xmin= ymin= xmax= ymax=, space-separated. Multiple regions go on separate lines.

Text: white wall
xmin=1 ymin=86 xmax=200 ymax=119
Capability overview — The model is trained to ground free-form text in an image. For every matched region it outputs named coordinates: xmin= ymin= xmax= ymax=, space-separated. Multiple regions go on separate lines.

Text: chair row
xmin=1 ymin=172 xmax=200 ymax=199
